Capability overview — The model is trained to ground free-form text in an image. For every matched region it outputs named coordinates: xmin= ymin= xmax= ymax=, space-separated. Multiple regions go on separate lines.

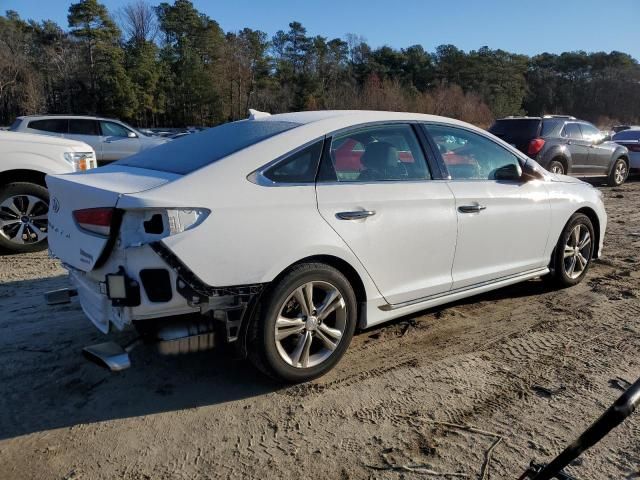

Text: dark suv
xmin=489 ymin=115 xmax=630 ymax=186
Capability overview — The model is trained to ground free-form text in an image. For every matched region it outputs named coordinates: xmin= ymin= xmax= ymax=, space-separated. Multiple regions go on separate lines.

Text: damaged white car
xmin=46 ymin=110 xmax=606 ymax=382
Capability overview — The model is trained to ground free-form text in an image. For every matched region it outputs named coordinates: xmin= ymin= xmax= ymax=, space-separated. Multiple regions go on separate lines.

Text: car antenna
xmin=248 ymin=109 xmax=271 ymax=120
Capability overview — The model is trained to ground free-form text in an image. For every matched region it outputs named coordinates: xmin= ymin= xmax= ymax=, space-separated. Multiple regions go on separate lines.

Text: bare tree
xmin=119 ymin=0 xmax=158 ymax=45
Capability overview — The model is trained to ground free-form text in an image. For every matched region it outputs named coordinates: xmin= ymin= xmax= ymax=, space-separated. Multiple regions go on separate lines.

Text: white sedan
xmin=46 ymin=111 xmax=606 ymax=382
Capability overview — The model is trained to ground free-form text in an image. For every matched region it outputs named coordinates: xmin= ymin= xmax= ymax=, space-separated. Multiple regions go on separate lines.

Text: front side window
xmin=100 ymin=121 xmax=132 ymax=137
xmin=426 ymin=124 xmax=521 ymax=180
xmin=69 ymin=119 xmax=99 ymax=136
xmin=579 ymin=123 xmax=602 ymax=143
xmin=263 ymin=140 xmax=324 ymax=183
xmin=320 ymin=124 xmax=430 ymax=182
xmin=562 ymin=123 xmax=583 ymax=140
xmin=28 ymin=119 xmax=68 ymax=133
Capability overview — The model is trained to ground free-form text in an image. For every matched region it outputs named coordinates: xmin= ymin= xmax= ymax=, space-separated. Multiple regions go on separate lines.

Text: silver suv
xmin=10 ymin=115 xmax=168 ymax=165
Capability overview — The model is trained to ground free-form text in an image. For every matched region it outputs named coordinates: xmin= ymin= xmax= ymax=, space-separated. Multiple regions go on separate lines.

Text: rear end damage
xmin=46 ymin=169 xmax=264 ymax=370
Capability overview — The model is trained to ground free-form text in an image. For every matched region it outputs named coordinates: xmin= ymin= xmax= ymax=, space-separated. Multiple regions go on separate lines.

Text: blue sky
xmin=4 ymin=0 xmax=640 ymax=59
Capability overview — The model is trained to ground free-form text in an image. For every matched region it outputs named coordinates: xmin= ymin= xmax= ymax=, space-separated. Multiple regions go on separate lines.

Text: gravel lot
xmin=1 ymin=180 xmax=639 ymax=480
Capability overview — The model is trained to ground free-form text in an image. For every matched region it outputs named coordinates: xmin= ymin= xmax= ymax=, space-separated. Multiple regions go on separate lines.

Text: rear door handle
xmin=458 ymin=204 xmax=487 ymax=213
xmin=336 ymin=210 xmax=376 ymax=220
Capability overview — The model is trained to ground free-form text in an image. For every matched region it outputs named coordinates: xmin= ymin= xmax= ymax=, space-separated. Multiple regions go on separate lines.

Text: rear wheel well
xmin=285 ymin=255 xmax=367 ymax=306
xmin=0 ymin=169 xmax=47 ymax=188
xmin=615 ymin=155 xmax=629 ymax=165
xmin=239 ymin=255 xmax=368 ymax=358
xmin=575 ymin=207 xmax=601 ymax=258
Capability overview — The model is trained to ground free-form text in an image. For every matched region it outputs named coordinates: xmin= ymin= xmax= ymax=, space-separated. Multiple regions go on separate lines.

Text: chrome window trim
xmin=246 ymin=137 xmax=325 ymax=187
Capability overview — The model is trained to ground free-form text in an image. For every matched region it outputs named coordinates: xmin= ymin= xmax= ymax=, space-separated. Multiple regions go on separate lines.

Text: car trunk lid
xmin=46 ymin=165 xmax=179 ymax=271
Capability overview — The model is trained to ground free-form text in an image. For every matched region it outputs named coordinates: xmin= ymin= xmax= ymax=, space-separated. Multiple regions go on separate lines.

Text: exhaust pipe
xmin=82 ymin=338 xmax=141 ymax=372
xmin=44 ymin=288 xmax=77 ymax=305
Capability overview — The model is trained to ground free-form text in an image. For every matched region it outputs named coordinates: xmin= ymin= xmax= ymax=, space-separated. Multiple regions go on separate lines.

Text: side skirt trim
xmin=379 ymin=267 xmax=550 ymax=311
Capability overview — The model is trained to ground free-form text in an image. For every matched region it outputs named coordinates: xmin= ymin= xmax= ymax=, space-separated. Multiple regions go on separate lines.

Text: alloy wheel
xmin=550 ymin=164 xmax=564 ymax=175
xmin=563 ymin=224 xmax=591 ymax=279
xmin=0 ymin=194 xmax=48 ymax=245
xmin=614 ymin=161 xmax=627 ymax=185
xmin=274 ymin=281 xmax=347 ymax=369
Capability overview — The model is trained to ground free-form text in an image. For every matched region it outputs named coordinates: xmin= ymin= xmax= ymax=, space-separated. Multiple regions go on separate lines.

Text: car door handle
xmin=336 ymin=210 xmax=376 ymax=220
xmin=458 ymin=204 xmax=487 ymax=213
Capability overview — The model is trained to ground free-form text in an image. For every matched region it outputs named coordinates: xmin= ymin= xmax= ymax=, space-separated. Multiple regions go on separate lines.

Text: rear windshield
xmin=116 ymin=120 xmax=300 ymax=174
xmin=489 ymin=119 xmax=541 ymax=141
xmin=613 ymin=130 xmax=640 ymax=141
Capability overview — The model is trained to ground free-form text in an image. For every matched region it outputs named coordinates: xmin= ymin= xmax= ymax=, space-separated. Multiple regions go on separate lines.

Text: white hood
xmin=0 ymin=130 xmax=91 ymax=150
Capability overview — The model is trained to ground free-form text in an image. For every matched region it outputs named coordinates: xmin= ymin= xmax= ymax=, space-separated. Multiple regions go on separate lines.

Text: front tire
xmin=546 ymin=213 xmax=595 ymax=288
xmin=607 ymin=158 xmax=628 ymax=186
xmin=249 ymin=263 xmax=357 ymax=383
xmin=0 ymin=182 xmax=49 ymax=253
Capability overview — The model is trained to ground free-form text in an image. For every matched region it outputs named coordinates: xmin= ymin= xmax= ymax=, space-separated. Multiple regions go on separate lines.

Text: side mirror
xmin=127 ymin=131 xmax=137 ymax=138
xmin=493 ymin=163 xmax=522 ymax=181
xmin=521 ymin=159 xmax=546 ymax=181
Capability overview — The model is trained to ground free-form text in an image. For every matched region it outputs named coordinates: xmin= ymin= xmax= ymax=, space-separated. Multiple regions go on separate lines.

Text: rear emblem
xmin=51 ymin=197 xmax=60 ymax=213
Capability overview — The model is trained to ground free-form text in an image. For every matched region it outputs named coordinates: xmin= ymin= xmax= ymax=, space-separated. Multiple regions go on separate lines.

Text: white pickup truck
xmin=0 ymin=130 xmax=96 ymax=253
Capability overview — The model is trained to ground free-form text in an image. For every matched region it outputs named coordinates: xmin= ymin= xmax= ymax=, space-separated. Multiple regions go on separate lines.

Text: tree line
xmin=1 ymin=0 xmax=639 ymax=129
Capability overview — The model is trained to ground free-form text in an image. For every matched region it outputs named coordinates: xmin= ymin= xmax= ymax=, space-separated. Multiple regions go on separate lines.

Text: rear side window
xmin=562 ymin=123 xmax=583 ymax=140
xmin=69 ymin=119 xmax=99 ymax=136
xmin=540 ymin=119 xmax=562 ymax=136
xmin=117 ymin=120 xmax=300 ymax=175
xmin=489 ymin=119 xmax=540 ymax=141
xmin=263 ymin=140 xmax=324 ymax=183
xmin=28 ymin=119 xmax=68 ymax=133
xmin=319 ymin=124 xmax=431 ymax=182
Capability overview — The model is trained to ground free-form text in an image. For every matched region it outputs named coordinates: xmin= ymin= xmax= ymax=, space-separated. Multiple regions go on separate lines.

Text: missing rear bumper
xmin=150 ymin=241 xmax=264 ymax=344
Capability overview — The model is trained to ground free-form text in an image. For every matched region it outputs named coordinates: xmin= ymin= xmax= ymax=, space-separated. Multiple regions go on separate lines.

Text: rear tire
xmin=0 ymin=182 xmax=49 ymax=253
xmin=548 ymin=160 xmax=565 ymax=175
xmin=545 ymin=213 xmax=595 ymax=288
xmin=248 ymin=262 xmax=357 ymax=383
xmin=607 ymin=158 xmax=628 ymax=186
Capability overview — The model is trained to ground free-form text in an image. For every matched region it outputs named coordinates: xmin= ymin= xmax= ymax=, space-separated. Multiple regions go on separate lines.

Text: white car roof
xmin=259 ymin=110 xmax=472 ymax=129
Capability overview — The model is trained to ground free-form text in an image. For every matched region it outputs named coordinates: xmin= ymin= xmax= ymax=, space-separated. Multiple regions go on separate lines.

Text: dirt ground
xmin=1 ymin=180 xmax=639 ymax=480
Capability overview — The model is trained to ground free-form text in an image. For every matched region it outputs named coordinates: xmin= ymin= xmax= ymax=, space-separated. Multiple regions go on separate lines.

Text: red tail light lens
xmin=73 ymin=208 xmax=114 ymax=236
xmin=528 ymin=138 xmax=546 ymax=156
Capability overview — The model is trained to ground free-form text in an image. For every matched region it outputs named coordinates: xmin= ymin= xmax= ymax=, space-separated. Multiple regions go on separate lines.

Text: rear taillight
xmin=73 ymin=208 xmax=114 ymax=236
xmin=626 ymin=144 xmax=640 ymax=152
xmin=528 ymin=138 xmax=546 ymax=156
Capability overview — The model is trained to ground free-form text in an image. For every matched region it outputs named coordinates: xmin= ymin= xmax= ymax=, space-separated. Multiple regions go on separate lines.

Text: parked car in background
xmin=489 ymin=115 xmax=630 ymax=186
xmin=612 ymin=125 xmax=640 ymax=134
xmin=46 ymin=110 xmax=606 ymax=382
xmin=10 ymin=115 xmax=168 ymax=165
xmin=0 ymin=131 xmax=96 ymax=253
xmin=612 ymin=129 xmax=640 ymax=174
